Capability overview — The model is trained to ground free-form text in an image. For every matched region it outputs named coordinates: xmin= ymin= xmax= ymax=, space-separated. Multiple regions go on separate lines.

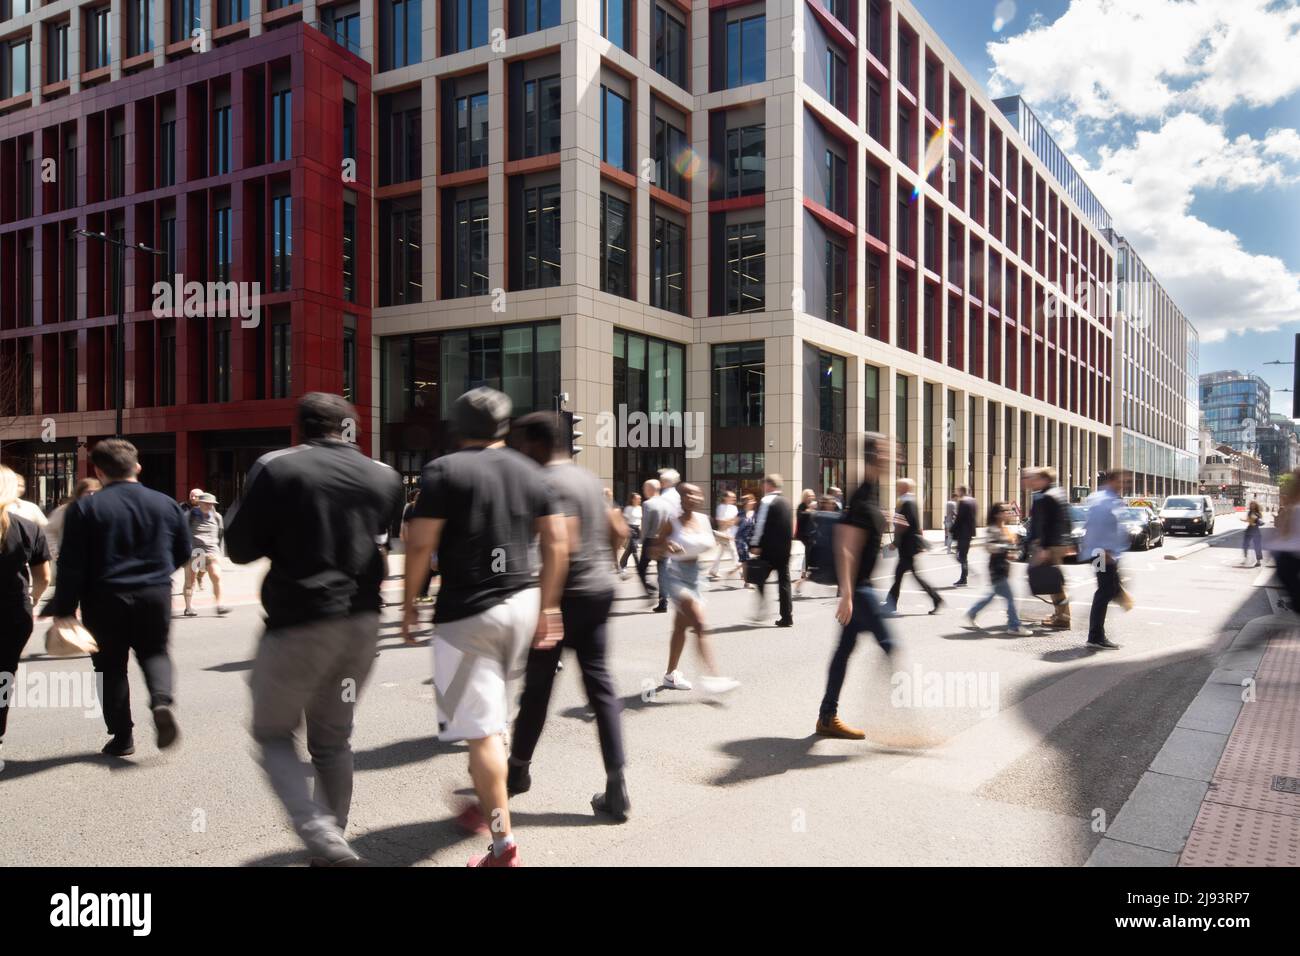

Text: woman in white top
xmin=708 ymin=490 xmax=739 ymax=581
xmin=618 ymin=493 xmax=642 ymax=576
xmin=650 ymin=483 xmax=739 ymax=695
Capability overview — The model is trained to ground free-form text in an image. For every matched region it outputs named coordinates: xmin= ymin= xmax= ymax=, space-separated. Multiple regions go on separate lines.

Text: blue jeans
xmin=1243 ymin=526 xmax=1262 ymax=561
xmin=819 ymin=585 xmax=892 ymax=721
xmin=970 ymin=577 xmax=1021 ymax=629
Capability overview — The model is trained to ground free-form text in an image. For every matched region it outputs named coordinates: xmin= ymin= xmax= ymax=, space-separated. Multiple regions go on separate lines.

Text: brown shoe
xmin=816 ymin=716 xmax=866 ymax=740
xmin=1047 ymin=617 xmax=1072 ymax=629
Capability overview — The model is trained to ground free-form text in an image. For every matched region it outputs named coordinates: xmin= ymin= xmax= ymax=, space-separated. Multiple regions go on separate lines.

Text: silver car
xmin=1159 ymin=495 xmax=1215 ymax=536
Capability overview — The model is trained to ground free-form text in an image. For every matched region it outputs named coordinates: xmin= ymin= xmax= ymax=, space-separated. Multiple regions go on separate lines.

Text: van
xmin=1159 ymin=495 xmax=1216 ymax=536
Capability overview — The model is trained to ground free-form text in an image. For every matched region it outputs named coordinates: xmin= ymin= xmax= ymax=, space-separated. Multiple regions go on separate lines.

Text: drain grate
xmin=1270 ymin=775 xmax=1300 ymax=794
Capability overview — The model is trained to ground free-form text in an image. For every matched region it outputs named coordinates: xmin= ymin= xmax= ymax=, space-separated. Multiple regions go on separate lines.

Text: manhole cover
xmin=1271 ymin=775 xmax=1300 ymax=794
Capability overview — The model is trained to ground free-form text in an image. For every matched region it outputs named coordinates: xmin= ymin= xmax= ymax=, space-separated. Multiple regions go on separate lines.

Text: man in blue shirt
xmin=1080 ymin=470 xmax=1129 ymax=650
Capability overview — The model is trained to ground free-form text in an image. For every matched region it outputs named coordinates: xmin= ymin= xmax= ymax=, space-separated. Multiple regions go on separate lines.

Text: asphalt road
xmin=0 ymin=514 xmax=1270 ymax=866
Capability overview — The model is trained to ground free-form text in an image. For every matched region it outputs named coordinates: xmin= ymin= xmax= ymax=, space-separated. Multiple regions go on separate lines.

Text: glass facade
xmin=612 ymin=329 xmax=687 ymax=506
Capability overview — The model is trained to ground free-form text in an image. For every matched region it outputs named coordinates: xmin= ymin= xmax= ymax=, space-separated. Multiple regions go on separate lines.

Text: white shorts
xmin=431 ymin=587 xmax=539 ymax=741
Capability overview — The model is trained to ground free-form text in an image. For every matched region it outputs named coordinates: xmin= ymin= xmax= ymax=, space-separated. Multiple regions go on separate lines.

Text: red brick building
xmin=0 ymin=23 xmax=371 ymax=509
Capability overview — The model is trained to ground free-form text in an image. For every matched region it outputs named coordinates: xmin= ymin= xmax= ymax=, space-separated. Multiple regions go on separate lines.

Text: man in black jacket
xmin=884 ymin=478 xmax=942 ymax=615
xmin=1025 ymin=466 xmax=1072 ymax=628
xmin=226 ymin=393 xmax=405 ymax=866
xmin=751 ymin=474 xmax=794 ymax=627
xmin=952 ymin=486 xmax=978 ymax=587
xmin=47 ymin=439 xmax=192 ymax=757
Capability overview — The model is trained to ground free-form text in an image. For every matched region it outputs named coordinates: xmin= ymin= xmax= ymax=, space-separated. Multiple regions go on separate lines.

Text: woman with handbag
xmin=0 ymin=465 xmax=53 ymax=769
xmin=652 ymin=483 xmax=740 ymax=695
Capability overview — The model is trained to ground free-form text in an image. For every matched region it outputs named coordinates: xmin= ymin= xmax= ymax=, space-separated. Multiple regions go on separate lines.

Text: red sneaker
xmin=468 ymin=843 xmax=521 ymax=867
xmin=454 ymin=804 xmax=488 ymax=835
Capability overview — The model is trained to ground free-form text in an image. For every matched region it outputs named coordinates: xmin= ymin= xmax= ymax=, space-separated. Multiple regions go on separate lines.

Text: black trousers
xmin=618 ymin=527 xmax=640 ymax=569
xmin=887 ymin=551 xmax=940 ymax=607
xmin=512 ymin=591 xmax=624 ymax=773
xmin=755 ymin=557 xmax=793 ymax=622
xmin=82 ymin=585 xmax=175 ymax=738
xmin=819 ymin=585 xmax=892 ymax=720
xmin=956 ymin=536 xmax=973 ymax=582
xmin=637 ymin=544 xmax=666 ymax=607
xmin=1278 ymin=552 xmax=1300 ymax=612
xmin=0 ymin=605 xmax=35 ymax=739
xmin=1088 ymin=561 xmax=1120 ymax=643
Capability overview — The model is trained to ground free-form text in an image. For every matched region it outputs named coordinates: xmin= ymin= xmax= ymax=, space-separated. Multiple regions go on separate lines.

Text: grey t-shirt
xmin=190 ymin=508 xmax=224 ymax=552
xmin=545 ymin=462 xmax=616 ymax=598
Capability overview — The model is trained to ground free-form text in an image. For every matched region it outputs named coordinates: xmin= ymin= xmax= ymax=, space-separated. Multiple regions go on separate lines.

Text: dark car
xmin=1067 ymin=505 xmax=1088 ymax=561
xmin=1119 ymin=506 xmax=1164 ymax=550
xmin=1159 ymin=495 xmax=1215 ymax=536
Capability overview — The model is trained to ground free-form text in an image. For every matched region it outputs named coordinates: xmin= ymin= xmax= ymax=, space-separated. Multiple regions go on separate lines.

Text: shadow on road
xmin=354 ymin=735 xmax=463 ymax=772
xmin=0 ymin=750 xmax=148 ymax=781
xmin=709 ymin=735 xmax=859 ymax=787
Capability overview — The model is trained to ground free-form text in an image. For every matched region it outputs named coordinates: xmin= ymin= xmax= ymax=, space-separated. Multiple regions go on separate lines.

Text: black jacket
xmin=953 ymin=496 xmax=978 ymax=541
xmin=226 ymin=439 xmax=405 ymax=629
xmin=1029 ymin=485 xmax=1071 ymax=551
xmin=755 ymin=494 xmax=793 ymax=563
xmin=48 ymin=481 xmax=192 ymax=617
xmin=895 ymin=496 xmax=926 ymax=557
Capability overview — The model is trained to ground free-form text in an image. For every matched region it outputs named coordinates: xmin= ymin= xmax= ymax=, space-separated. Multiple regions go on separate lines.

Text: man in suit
xmin=884 ymin=478 xmax=942 ymax=615
xmin=952 ymin=486 xmax=978 ymax=587
xmin=751 ymin=474 xmax=794 ymax=627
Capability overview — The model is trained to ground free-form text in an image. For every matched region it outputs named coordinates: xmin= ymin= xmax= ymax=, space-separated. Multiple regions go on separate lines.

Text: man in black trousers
xmin=752 ymin=474 xmax=794 ymax=627
xmin=508 ymin=412 xmax=631 ymax=821
xmin=952 ymin=486 xmax=978 ymax=587
xmin=884 ymin=478 xmax=943 ymax=615
xmin=46 ymin=439 xmax=192 ymax=756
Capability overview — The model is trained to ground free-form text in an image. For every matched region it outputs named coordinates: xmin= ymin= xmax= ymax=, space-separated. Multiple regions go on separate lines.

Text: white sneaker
xmin=662 ymin=670 xmax=693 ymax=691
xmin=1008 ymin=626 xmax=1033 ymax=636
xmin=699 ymin=675 xmax=740 ymax=695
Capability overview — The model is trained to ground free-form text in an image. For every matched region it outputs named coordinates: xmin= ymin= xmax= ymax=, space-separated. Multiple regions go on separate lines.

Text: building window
xmin=653 ymin=5 xmax=687 ymax=87
xmin=513 ymin=0 xmax=560 ymax=35
xmin=824 ymin=148 xmax=847 ymax=216
xmin=868 ymin=79 xmax=883 ymax=144
xmin=519 ymin=183 xmax=561 ymax=290
xmin=453 ymin=196 xmax=489 ymax=297
xmin=271 ymin=321 xmax=291 ymax=399
xmin=213 ymin=105 xmax=232 ymax=175
xmin=725 ymin=220 xmax=765 ymax=314
xmin=600 ymin=85 xmax=630 ymax=171
xmin=897 ymin=195 xmax=911 ymax=258
xmin=452 ymin=91 xmax=488 ymax=170
xmin=342 ymin=321 xmax=357 ymax=403
xmin=601 ymin=0 xmax=630 ymax=51
xmin=864 ymin=363 xmax=880 ymax=431
xmin=46 ymin=22 xmax=69 ymax=84
xmin=522 ymin=74 xmax=561 ymax=157
xmin=214 ymin=322 xmax=232 ymax=403
xmin=159 ymin=118 xmax=176 ymax=186
xmin=380 ymin=93 xmax=421 ymax=184
xmin=612 ymin=329 xmax=686 ymax=504
xmin=866 ymin=166 xmax=882 ymax=238
xmin=325 ymin=3 xmax=362 ymax=53
xmin=600 ymin=192 xmax=631 ymax=298
xmin=382 ymin=0 xmax=422 ymax=70
xmin=85 ymin=6 xmax=112 ymax=70
xmin=444 ymin=0 xmax=488 ymax=53
xmin=725 ymin=124 xmax=764 ymax=198
xmin=342 ymin=194 xmax=356 ymax=302
xmin=218 ymin=0 xmax=247 ymax=26
xmin=725 ymin=14 xmax=765 ymax=88
xmin=379 ymin=197 xmax=422 ymax=305
xmin=897 ymin=106 xmax=912 ymax=166
xmin=713 ymin=342 xmax=764 ymax=428
xmin=271 ymin=194 xmax=292 ymax=292
xmin=651 ymin=211 xmax=685 ymax=315
xmin=2 ymin=38 xmax=29 ymax=98
xmin=825 ymin=48 xmax=847 ymax=113
xmin=653 ymin=115 xmax=689 ymax=199
xmin=215 ymin=206 xmax=232 ymax=282
xmin=170 ymin=0 xmax=199 ymax=43
xmin=866 ymin=253 xmax=882 ymax=340
xmin=160 ymin=215 xmax=177 ymax=280
xmin=271 ymin=90 xmax=292 ymax=162
xmin=108 ymin=121 xmax=126 ymax=198
xmin=825 ymin=238 xmax=848 ymax=327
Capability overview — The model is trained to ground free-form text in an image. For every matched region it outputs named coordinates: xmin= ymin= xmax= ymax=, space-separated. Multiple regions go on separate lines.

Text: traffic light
xmin=560 ymin=409 xmax=583 ymax=457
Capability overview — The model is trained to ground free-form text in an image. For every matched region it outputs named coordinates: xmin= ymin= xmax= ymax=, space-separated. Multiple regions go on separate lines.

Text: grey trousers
xmin=250 ymin=611 xmax=380 ymax=845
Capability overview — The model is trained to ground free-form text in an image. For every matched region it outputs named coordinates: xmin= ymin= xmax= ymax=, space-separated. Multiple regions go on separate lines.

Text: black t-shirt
xmin=413 ymin=446 xmax=555 ymax=624
xmin=544 ymin=462 xmax=615 ymax=598
xmin=2 ymin=514 xmax=50 ymax=615
xmin=842 ymin=482 xmax=886 ymax=586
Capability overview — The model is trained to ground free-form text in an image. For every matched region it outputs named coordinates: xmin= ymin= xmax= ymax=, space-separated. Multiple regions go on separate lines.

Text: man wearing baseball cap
xmin=400 ymin=387 xmax=567 ymax=867
xmin=182 ymin=492 xmax=227 ymax=617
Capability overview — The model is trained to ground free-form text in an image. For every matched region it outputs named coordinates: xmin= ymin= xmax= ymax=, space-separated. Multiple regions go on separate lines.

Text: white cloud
xmin=984 ymin=0 xmax=1300 ymax=339
xmin=987 ymin=0 xmax=1300 ymax=121
xmin=1077 ymin=114 xmax=1300 ymax=338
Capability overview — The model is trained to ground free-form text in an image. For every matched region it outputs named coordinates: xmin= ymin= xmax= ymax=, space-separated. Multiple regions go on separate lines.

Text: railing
xmin=308 ymin=20 xmax=366 ymax=60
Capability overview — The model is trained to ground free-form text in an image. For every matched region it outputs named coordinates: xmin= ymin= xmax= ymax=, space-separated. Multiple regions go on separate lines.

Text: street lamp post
xmin=75 ymin=230 xmax=165 ymax=439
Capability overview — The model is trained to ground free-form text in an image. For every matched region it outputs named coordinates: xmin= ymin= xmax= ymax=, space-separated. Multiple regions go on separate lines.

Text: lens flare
xmin=672 ymin=146 xmax=704 ymax=181
xmin=912 ymin=118 xmax=954 ymax=201
xmin=992 ymin=0 xmax=1017 ymax=32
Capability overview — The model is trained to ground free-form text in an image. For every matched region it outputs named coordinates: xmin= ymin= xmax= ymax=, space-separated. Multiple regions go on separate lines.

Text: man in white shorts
xmin=182 ymin=492 xmax=228 ymax=616
xmin=400 ymin=387 xmax=567 ymax=868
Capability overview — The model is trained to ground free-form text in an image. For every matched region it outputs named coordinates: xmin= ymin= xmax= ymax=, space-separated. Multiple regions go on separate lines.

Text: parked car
xmin=1067 ymin=505 xmax=1088 ymax=561
xmin=1120 ymin=506 xmax=1165 ymax=550
xmin=1159 ymin=495 xmax=1217 ymax=536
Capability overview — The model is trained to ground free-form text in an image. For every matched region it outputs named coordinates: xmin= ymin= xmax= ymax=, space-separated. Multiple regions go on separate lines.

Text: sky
xmin=912 ymin=0 xmax=1300 ymax=414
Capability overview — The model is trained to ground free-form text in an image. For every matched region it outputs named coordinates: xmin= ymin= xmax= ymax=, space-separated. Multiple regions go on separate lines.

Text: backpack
xmin=806 ymin=511 xmax=841 ymax=586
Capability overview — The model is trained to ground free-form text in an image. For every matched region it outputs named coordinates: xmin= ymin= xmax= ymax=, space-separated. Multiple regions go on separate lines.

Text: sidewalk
xmin=1089 ymin=566 xmax=1300 ymax=866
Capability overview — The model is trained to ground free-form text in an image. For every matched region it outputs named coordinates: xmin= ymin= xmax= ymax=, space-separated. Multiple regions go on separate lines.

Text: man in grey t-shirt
xmin=508 ymin=411 xmax=631 ymax=822
xmin=183 ymin=493 xmax=228 ymax=617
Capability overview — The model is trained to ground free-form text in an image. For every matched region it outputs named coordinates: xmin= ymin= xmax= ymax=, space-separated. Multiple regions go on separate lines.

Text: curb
xmin=1086 ymin=610 xmax=1276 ymax=867
xmin=1163 ymin=542 xmax=1209 ymax=561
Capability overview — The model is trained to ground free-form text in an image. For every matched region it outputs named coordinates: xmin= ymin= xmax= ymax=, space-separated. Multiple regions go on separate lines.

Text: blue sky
xmin=912 ymin=0 xmax=1300 ymax=415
